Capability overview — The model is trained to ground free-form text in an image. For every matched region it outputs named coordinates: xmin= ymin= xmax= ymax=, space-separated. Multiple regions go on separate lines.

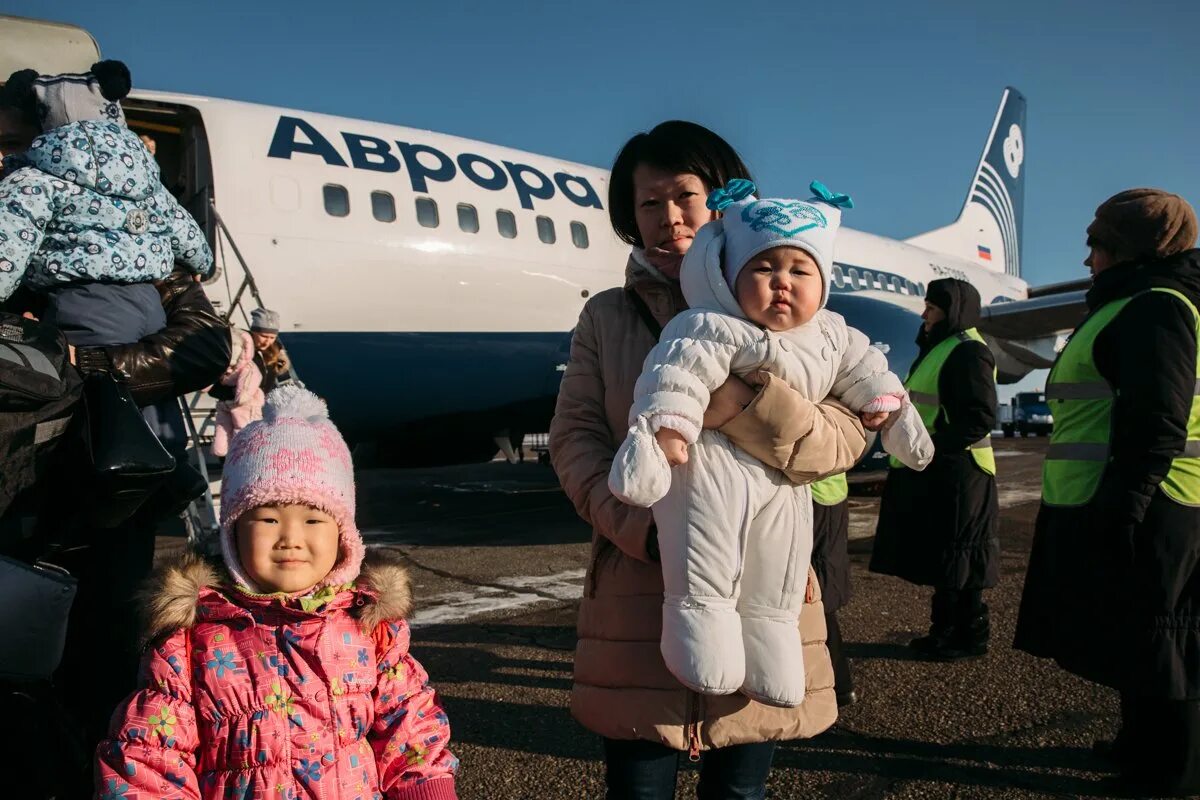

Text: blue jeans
xmin=604 ymin=738 xmax=776 ymax=800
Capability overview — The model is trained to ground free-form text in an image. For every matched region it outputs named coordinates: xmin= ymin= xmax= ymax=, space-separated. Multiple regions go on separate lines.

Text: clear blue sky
xmin=10 ymin=0 xmax=1197 ymax=289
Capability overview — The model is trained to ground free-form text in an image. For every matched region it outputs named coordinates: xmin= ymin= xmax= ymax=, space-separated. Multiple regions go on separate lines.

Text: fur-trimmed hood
xmin=141 ymin=547 xmax=413 ymax=645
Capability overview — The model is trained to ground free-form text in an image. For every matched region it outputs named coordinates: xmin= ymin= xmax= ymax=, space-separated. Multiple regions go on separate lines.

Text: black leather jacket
xmin=74 ymin=271 xmax=232 ymax=406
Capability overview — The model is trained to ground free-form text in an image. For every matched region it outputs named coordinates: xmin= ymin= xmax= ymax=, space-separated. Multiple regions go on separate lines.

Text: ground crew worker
xmin=811 ymin=472 xmax=856 ymax=706
xmin=870 ymin=278 xmax=1000 ymax=660
xmin=1015 ymin=188 xmax=1200 ymax=797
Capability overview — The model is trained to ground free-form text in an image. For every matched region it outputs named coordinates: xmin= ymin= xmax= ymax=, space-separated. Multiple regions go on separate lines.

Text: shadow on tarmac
xmin=779 ymin=727 xmax=1133 ymax=797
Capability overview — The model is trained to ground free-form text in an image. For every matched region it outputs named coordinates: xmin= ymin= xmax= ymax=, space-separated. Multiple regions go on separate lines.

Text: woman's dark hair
xmin=608 ymin=120 xmax=754 ymax=247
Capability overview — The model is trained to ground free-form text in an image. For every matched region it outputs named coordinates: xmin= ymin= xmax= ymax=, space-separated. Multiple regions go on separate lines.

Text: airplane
xmin=0 ymin=16 xmax=1086 ymax=470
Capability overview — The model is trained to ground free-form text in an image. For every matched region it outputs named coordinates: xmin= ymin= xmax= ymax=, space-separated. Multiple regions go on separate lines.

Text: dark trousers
xmin=1116 ymin=692 xmax=1200 ymax=795
xmin=825 ymin=611 xmax=853 ymax=696
xmin=930 ymin=587 xmax=989 ymax=644
xmin=604 ymin=738 xmax=776 ymax=800
xmin=50 ymin=516 xmax=157 ymax=792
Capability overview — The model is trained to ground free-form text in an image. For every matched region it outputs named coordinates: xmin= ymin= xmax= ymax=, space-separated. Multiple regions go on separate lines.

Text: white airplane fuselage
xmin=125 ymin=89 xmax=1030 ymax=462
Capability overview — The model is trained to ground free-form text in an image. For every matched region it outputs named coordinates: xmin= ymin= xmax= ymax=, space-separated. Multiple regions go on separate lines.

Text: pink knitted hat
xmin=219 ymin=385 xmax=364 ymax=592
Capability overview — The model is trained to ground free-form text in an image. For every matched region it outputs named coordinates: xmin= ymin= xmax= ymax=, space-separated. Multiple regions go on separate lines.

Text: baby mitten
xmin=861 ymin=394 xmax=903 ymax=414
xmin=609 ymin=417 xmax=674 ymax=508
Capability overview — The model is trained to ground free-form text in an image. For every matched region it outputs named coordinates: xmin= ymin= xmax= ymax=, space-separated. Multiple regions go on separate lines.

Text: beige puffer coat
xmin=549 ymin=253 xmax=868 ymax=753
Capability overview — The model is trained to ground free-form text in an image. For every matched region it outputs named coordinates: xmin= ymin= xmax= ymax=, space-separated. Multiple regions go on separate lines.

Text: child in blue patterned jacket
xmin=0 ymin=61 xmax=213 ymax=346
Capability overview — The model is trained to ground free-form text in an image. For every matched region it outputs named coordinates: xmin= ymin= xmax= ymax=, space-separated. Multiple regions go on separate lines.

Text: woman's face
xmin=1084 ymin=245 xmax=1116 ymax=278
xmin=632 ymin=164 xmax=714 ymax=280
xmin=252 ymin=331 xmax=277 ymax=351
xmin=922 ymin=300 xmax=947 ymax=332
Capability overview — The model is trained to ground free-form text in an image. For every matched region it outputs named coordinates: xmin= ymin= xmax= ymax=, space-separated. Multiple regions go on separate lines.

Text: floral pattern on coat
xmin=95 ymin=552 xmax=458 ymax=800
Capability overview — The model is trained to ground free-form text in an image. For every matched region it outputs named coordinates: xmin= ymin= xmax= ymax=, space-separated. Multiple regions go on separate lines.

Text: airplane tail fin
xmin=907 ymin=87 xmax=1026 ymax=278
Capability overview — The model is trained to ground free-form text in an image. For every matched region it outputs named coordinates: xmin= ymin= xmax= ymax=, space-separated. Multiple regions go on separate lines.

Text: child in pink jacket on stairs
xmin=96 ymin=386 xmax=459 ymax=799
xmin=211 ymin=330 xmax=265 ymax=458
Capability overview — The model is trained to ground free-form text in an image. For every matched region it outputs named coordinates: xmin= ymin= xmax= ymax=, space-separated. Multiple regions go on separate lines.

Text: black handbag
xmin=0 ymin=555 xmax=77 ymax=681
xmin=79 ymin=372 xmax=176 ymax=528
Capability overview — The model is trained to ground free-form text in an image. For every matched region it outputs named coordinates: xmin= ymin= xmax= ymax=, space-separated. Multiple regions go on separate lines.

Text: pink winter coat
xmin=96 ymin=552 xmax=458 ymax=799
xmin=212 ymin=330 xmax=265 ymax=458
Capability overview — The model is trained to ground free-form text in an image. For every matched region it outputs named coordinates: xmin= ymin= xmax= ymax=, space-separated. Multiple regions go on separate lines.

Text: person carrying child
xmin=609 ymin=179 xmax=933 ymax=707
xmin=95 ymin=386 xmax=459 ymax=799
xmin=0 ymin=61 xmax=213 ymax=347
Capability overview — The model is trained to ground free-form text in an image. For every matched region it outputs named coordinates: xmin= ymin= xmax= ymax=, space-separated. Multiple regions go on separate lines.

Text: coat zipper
xmin=686 ymin=690 xmax=702 ymax=762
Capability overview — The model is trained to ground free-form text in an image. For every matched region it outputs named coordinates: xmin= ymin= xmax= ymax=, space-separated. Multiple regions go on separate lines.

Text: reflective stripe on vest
xmin=1042 ymin=287 xmax=1200 ymax=507
xmin=889 ymin=328 xmax=997 ymax=475
xmin=811 ymin=473 xmax=849 ymax=506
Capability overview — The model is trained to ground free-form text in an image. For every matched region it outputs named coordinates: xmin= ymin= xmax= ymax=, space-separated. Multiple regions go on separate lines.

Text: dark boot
xmin=948 ymin=601 xmax=989 ymax=657
xmin=910 ymin=588 xmax=959 ymax=654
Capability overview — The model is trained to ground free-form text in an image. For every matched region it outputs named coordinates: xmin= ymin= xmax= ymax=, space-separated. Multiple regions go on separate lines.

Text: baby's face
xmin=735 ymin=246 xmax=823 ymax=331
xmin=236 ymin=504 xmax=340 ymax=594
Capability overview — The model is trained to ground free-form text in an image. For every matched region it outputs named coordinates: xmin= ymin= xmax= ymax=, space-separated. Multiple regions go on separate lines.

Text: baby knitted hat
xmin=710 ymin=179 xmax=853 ymax=309
xmin=219 ymin=385 xmax=364 ymax=591
xmin=32 ymin=60 xmax=131 ymax=131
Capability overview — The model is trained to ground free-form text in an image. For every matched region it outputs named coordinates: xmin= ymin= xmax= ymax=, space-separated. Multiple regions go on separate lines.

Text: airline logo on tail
xmin=970 ymin=88 xmax=1026 ymax=277
xmin=905 ymin=87 xmax=1026 ymax=279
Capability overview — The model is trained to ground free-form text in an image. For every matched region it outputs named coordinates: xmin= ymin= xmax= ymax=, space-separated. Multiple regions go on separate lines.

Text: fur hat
xmin=709 ymin=179 xmax=853 ymax=309
xmin=1087 ymin=188 xmax=1198 ymax=263
xmin=218 ymin=386 xmax=363 ymax=592
xmin=25 ymin=60 xmax=131 ymax=131
xmin=250 ymin=307 xmax=281 ymax=333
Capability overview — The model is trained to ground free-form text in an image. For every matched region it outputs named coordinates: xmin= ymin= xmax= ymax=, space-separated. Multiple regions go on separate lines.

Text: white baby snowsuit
xmin=608 ymin=219 xmax=933 ymax=707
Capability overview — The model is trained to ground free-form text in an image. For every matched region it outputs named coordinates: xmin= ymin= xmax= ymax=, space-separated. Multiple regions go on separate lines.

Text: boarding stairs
xmin=177 ymin=201 xmax=298 ymax=553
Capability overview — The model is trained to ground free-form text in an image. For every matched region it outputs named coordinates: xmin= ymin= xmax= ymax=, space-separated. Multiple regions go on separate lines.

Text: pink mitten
xmin=862 ymin=394 xmax=903 ymax=414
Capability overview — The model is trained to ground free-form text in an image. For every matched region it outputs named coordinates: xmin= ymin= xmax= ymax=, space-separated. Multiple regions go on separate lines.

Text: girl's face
xmin=632 ymin=164 xmax=714 ymax=280
xmin=734 ymin=246 xmax=823 ymax=332
xmin=252 ymin=331 xmax=277 ymax=351
xmin=236 ymin=504 xmax=340 ymax=594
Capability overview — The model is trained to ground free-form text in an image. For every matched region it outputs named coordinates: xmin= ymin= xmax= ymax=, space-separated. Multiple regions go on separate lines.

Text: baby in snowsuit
xmin=96 ymin=386 xmax=459 ymax=799
xmin=609 ymin=179 xmax=932 ymax=707
xmin=0 ymin=62 xmax=212 ymax=346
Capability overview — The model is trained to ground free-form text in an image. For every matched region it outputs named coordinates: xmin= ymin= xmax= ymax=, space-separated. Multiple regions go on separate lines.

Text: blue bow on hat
xmin=809 ymin=180 xmax=854 ymax=209
xmin=706 ymin=179 xmax=757 ymax=211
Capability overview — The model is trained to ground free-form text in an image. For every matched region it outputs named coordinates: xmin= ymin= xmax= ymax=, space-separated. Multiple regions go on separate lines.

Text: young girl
xmin=96 ymin=386 xmax=459 ymax=799
xmin=0 ymin=62 xmax=212 ymax=347
xmin=609 ymin=179 xmax=932 ymax=708
xmin=211 ymin=329 xmax=265 ymax=458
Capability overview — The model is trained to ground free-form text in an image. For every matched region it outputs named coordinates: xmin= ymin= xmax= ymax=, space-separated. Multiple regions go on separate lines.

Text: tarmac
xmin=159 ymin=437 xmax=1171 ymax=798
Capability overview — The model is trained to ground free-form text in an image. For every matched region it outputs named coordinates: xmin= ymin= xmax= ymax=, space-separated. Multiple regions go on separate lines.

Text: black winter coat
xmin=1014 ymin=250 xmax=1200 ymax=699
xmin=812 ymin=498 xmax=851 ymax=613
xmin=869 ymin=278 xmax=1001 ymax=590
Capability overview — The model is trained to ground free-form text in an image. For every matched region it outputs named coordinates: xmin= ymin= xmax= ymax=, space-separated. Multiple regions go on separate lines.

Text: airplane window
xmin=371 ymin=191 xmax=396 ymax=223
xmin=416 ymin=197 xmax=439 ymax=228
xmin=831 ymin=265 xmax=844 ymax=288
xmin=860 ymin=270 xmax=873 ymax=289
xmin=497 ymin=209 xmax=517 ymax=239
xmin=570 ymin=221 xmax=589 ymax=249
xmin=457 ymin=203 xmax=480 ymax=234
xmin=890 ymin=277 xmax=902 ymax=293
xmin=323 ymin=184 xmax=349 ymax=218
xmin=918 ymin=282 xmax=926 ymax=296
xmin=537 ymin=215 xmax=556 ymax=244
xmin=847 ymin=268 xmax=860 ymax=288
